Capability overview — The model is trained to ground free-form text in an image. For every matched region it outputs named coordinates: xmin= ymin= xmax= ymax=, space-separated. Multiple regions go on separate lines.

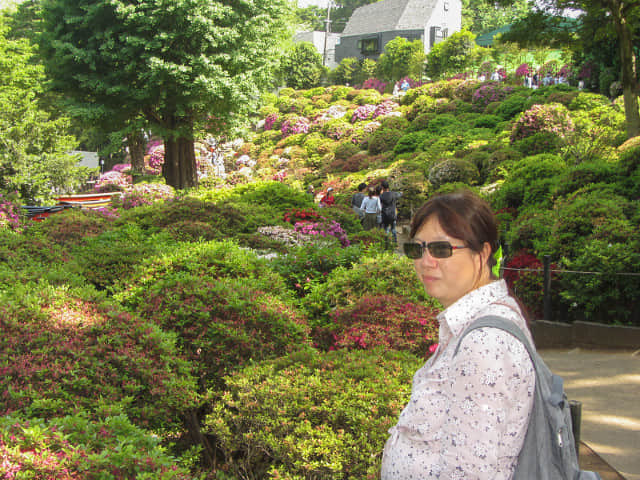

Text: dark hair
xmin=381 ymin=180 xmax=389 ymax=189
xmin=410 ymin=189 xmax=499 ymax=273
xmin=357 ymin=182 xmax=367 ymax=191
xmin=367 ymin=187 xmax=376 ymax=197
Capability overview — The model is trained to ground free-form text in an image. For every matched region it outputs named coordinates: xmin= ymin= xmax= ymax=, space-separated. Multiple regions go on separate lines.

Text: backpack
xmin=454 ymin=315 xmax=602 ymax=480
xmin=379 ymin=192 xmax=396 ymax=223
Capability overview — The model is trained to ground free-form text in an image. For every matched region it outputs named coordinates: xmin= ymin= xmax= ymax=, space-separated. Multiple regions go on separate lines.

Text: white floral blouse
xmin=381 ymin=280 xmax=535 ymax=480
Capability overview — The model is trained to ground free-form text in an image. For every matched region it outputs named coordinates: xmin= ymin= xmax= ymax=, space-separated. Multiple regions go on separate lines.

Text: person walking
xmin=380 ymin=180 xmax=402 ymax=243
xmin=360 ymin=187 xmax=381 ymax=230
xmin=351 ymin=182 xmax=367 ymax=221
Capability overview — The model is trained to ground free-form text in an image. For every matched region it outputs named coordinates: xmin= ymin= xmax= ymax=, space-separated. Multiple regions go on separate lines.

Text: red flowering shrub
xmin=325 ymin=295 xmax=439 ymax=357
xmin=503 ymin=250 xmax=558 ymax=319
xmin=283 ymin=207 xmax=322 ymax=224
xmin=0 ymin=287 xmax=197 ymax=431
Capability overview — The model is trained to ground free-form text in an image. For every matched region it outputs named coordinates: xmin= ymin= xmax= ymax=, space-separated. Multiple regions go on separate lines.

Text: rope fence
xmin=500 ymin=255 xmax=640 ymax=322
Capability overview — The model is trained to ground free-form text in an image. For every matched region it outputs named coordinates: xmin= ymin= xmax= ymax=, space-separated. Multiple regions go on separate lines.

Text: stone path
xmin=541 ymin=349 xmax=640 ymax=480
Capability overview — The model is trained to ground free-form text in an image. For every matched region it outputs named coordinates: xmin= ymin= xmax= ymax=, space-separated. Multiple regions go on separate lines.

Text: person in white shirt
xmin=381 ymin=189 xmax=535 ymax=480
xmin=360 ymin=187 xmax=381 ymax=230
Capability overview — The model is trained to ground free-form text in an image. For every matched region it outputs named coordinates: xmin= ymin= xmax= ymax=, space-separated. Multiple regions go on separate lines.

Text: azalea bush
xmin=0 ymin=193 xmax=23 ymax=232
xmin=0 ymin=412 xmax=194 ymax=480
xmin=324 ymin=294 xmax=439 ymax=356
xmin=205 ymin=348 xmax=422 ymax=480
xmin=115 ymin=182 xmax=176 ymax=209
xmin=0 ymin=284 xmax=197 ymax=430
xmin=511 ymin=103 xmax=574 ymax=143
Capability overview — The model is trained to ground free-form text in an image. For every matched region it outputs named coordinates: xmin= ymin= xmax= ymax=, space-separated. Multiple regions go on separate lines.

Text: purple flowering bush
xmin=146 ymin=142 xmax=165 ymax=175
xmin=264 ymin=112 xmax=280 ymax=130
xmin=471 ymin=82 xmax=515 ymax=112
xmin=351 ymin=104 xmax=376 ymax=123
xmin=359 ymin=77 xmax=387 ymax=93
xmin=294 ymin=219 xmax=350 ymax=247
xmin=511 ymin=103 xmax=575 ymax=143
xmin=281 ymin=116 xmax=311 ymax=137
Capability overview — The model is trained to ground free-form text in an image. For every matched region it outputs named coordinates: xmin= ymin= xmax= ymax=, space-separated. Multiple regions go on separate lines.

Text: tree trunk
xmin=127 ymin=130 xmax=146 ymax=175
xmin=610 ymin=0 xmax=640 ymax=138
xmin=162 ymin=117 xmax=198 ymax=189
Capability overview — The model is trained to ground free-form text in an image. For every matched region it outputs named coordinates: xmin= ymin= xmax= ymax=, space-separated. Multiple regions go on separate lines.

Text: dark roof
xmin=341 ymin=0 xmax=439 ymax=36
xmin=475 ymin=24 xmax=513 ymax=46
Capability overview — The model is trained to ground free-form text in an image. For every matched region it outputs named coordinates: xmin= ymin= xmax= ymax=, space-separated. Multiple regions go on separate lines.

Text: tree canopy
xmin=0 ymin=13 xmax=84 ymax=203
xmin=39 ymin=0 xmax=291 ymax=189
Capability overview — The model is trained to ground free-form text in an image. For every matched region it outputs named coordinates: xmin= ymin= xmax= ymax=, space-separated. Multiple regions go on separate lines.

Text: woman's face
xmin=412 ymin=215 xmax=491 ymax=309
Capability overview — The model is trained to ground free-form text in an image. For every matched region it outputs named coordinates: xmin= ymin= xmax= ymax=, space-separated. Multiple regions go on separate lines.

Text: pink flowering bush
xmin=511 ymin=103 xmax=575 ymax=143
xmin=264 ymin=112 xmax=280 ymax=130
xmin=0 ymin=193 xmax=22 ymax=232
xmin=116 ymin=183 xmax=176 ymax=209
xmin=322 ymin=118 xmax=354 ymax=140
xmin=95 ymin=170 xmax=132 ymax=192
xmin=294 ymin=219 xmax=350 ymax=247
xmin=0 ymin=288 xmax=197 ymax=431
xmin=516 ymin=63 xmax=530 ymax=78
xmin=0 ymin=413 xmax=192 ymax=479
xmin=359 ymin=77 xmax=387 ymax=93
xmin=146 ymin=142 xmax=165 ymax=175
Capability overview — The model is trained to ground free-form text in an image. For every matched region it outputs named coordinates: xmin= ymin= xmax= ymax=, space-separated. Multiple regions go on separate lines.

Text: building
xmin=294 ymin=31 xmax=342 ymax=69
xmin=334 ymin=0 xmax=461 ymax=63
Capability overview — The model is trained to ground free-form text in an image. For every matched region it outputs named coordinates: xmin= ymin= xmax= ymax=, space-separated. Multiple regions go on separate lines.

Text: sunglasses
xmin=403 ymin=240 xmax=469 ymax=259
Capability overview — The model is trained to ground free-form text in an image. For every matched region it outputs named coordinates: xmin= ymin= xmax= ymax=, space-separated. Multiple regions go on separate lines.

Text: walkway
xmin=540 ymin=349 xmax=640 ymax=480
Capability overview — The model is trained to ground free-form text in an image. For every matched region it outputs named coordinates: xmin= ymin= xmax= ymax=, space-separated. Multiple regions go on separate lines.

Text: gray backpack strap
xmin=454 ymin=315 xmax=535 ymax=360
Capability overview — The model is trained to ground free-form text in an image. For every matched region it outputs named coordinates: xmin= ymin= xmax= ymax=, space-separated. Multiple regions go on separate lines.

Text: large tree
xmin=40 ymin=0 xmax=291 ymax=189
xmin=499 ymin=0 xmax=640 ymax=138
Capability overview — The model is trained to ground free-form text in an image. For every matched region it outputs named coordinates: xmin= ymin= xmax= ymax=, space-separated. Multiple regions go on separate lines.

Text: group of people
xmin=350 ymin=180 xmax=402 ymax=242
xmin=524 ymin=72 xmax=569 ymax=88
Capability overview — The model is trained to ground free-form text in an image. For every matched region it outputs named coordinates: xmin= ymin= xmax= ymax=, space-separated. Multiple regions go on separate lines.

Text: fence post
xmin=570 ymin=400 xmax=582 ymax=458
xmin=543 ymin=255 xmax=552 ymax=321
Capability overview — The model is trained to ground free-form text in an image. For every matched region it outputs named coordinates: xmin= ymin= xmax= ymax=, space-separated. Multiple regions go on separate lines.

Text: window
xmin=444 ymin=1 xmax=449 ymax=10
xmin=358 ymin=37 xmax=379 ymax=55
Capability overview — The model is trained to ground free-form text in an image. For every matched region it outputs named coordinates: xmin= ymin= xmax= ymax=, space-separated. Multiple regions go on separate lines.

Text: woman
xmin=381 ymin=189 xmax=535 ymax=480
xmin=360 ymin=187 xmax=381 ymax=230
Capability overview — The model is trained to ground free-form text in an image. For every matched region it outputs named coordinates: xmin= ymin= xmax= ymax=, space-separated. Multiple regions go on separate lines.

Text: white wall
xmin=424 ymin=0 xmax=462 ymax=53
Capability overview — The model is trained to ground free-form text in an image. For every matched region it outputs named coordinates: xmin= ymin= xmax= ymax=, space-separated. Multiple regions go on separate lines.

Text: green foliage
xmin=426 ymin=30 xmax=480 ymax=80
xmin=368 ymin=127 xmax=403 ymax=154
xmin=330 ymin=57 xmax=360 ymax=85
xmin=511 ymin=103 xmax=574 ymax=143
xmin=205 ymin=348 xmax=422 ymax=479
xmin=394 ymin=131 xmax=431 ymax=154
xmin=0 ymin=411 xmax=194 ymax=479
xmin=271 ymin=242 xmax=364 ymax=298
xmin=302 ymin=252 xmax=433 ymax=325
xmin=281 ymin=41 xmax=326 ymax=89
xmin=494 ymin=154 xmax=567 ymax=209
xmin=513 ymin=131 xmax=565 ymax=156
xmin=376 ymin=36 xmax=426 ymax=82
xmin=0 ymin=17 xmax=85 ymax=203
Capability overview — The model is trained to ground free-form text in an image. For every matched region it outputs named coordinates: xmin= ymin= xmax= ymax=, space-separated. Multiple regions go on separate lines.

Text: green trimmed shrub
xmin=494 ymin=154 xmax=567 ymax=209
xmin=205 ymin=348 xmax=422 ymax=480
xmin=568 ymin=92 xmax=610 ymax=111
xmin=123 ymin=275 xmax=310 ymax=389
xmin=302 ymin=252 xmax=432 ymax=325
xmin=0 ymin=284 xmax=197 ymax=430
xmin=495 ymin=94 xmax=528 ymax=119
xmin=428 ymin=158 xmax=480 ymax=189
xmin=513 ymin=131 xmax=565 ymax=156
xmin=368 ymin=127 xmax=403 ymax=154
xmin=394 ymin=131 xmax=431 ymax=154
xmin=334 ymin=141 xmax=361 ymax=160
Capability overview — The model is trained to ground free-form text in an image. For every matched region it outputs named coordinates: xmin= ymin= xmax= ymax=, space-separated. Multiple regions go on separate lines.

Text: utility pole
xmin=323 ymin=1 xmax=333 ymax=67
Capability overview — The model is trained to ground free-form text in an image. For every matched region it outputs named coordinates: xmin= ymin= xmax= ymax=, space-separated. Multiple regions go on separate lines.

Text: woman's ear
xmin=480 ymin=242 xmax=492 ymax=272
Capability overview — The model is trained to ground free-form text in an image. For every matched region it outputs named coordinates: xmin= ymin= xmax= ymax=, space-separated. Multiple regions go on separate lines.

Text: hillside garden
xmin=1 ymin=76 xmax=639 ymax=478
